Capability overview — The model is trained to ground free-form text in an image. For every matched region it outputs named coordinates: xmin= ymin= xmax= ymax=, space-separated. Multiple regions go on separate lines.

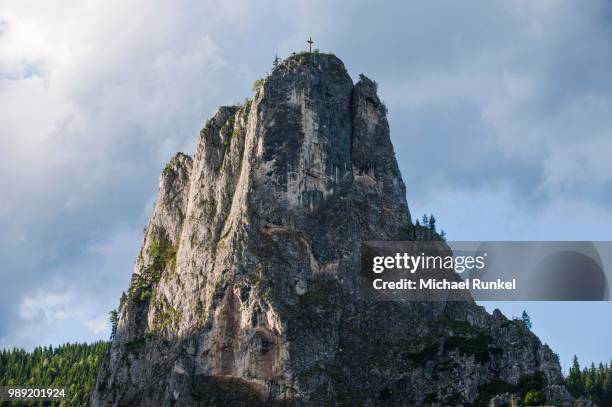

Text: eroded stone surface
xmin=91 ymin=53 xmax=574 ymax=406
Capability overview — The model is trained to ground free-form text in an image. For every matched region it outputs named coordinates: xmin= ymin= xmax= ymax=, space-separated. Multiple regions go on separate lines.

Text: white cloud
xmin=19 ymin=291 xmax=82 ymax=321
xmin=5 ymin=285 xmax=92 ymax=349
xmin=0 ymin=226 xmax=141 ymax=349
xmin=85 ymin=316 xmax=109 ymax=336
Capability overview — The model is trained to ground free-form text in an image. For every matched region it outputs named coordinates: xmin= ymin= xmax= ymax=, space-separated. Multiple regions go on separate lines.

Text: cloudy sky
xmin=1 ymin=0 xmax=610 ymax=370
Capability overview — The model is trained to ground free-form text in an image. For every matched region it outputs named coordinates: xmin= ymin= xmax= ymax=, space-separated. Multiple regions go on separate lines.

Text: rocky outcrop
xmin=544 ymin=386 xmax=596 ymax=407
xmin=91 ymin=53 xmax=572 ymax=406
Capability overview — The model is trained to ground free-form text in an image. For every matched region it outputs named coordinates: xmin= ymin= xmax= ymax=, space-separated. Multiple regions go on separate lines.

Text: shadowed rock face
xmin=90 ymin=54 xmax=564 ymax=406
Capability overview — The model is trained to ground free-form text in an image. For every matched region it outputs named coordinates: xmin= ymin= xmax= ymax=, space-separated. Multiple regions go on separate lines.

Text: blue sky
xmin=0 ymin=0 xmax=610 ymax=372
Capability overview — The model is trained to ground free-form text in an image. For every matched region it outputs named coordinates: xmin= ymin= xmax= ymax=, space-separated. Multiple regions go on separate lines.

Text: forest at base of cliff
xmin=1 ymin=341 xmax=611 ymax=406
xmin=0 ymin=342 xmax=109 ymax=406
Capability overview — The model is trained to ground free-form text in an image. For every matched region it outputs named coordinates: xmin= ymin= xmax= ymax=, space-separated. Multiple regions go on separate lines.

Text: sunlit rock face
xmin=91 ymin=54 xmax=566 ymax=407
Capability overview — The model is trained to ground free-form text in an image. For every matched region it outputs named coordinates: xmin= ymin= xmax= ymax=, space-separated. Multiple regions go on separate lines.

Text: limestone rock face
xmin=91 ymin=54 xmax=568 ymax=406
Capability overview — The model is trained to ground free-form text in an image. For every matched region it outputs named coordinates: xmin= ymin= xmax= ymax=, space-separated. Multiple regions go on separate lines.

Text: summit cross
xmin=307 ymin=37 xmax=314 ymax=53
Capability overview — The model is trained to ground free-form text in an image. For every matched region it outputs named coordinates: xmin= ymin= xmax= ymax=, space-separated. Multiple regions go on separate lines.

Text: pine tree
xmin=421 ymin=214 xmax=429 ymax=228
xmin=428 ymin=214 xmax=436 ymax=233
xmin=567 ymin=355 xmax=583 ymax=397
xmin=109 ymin=309 xmax=119 ymax=340
xmin=521 ymin=310 xmax=532 ymax=329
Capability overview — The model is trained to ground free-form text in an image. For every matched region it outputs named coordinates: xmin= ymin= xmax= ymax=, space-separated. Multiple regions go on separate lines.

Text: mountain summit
xmin=91 ymin=53 xmax=568 ymax=406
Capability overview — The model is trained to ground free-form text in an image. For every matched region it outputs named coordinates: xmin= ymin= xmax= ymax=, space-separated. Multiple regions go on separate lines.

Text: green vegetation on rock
xmin=403 ymin=343 xmax=440 ymax=367
xmin=125 ymin=337 xmax=146 ymax=353
xmin=444 ymin=334 xmax=498 ymax=363
xmin=523 ymin=389 xmax=545 ymax=405
xmin=297 ymin=279 xmax=337 ymax=308
xmin=130 ymin=234 xmax=178 ymax=304
xmin=444 ymin=320 xmax=503 ymax=363
xmin=469 ymin=371 xmax=546 ymax=407
xmin=252 ymin=78 xmax=264 ymax=92
xmin=199 ymin=198 xmax=216 ymax=218
xmin=151 ymin=297 xmax=181 ymax=334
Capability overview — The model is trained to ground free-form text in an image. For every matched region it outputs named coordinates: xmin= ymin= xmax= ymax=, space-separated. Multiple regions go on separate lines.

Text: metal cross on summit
xmin=307 ymin=37 xmax=314 ymax=53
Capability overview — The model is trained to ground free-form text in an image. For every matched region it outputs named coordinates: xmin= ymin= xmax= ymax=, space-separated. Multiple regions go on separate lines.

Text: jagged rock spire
xmin=91 ymin=53 xmax=562 ymax=406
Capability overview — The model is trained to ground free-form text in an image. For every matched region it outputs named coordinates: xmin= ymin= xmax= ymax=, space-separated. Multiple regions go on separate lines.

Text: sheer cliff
xmin=91 ymin=53 xmax=568 ymax=406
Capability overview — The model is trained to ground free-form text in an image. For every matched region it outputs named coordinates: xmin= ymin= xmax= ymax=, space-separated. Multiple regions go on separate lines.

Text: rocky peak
xmin=91 ymin=53 xmax=574 ymax=406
